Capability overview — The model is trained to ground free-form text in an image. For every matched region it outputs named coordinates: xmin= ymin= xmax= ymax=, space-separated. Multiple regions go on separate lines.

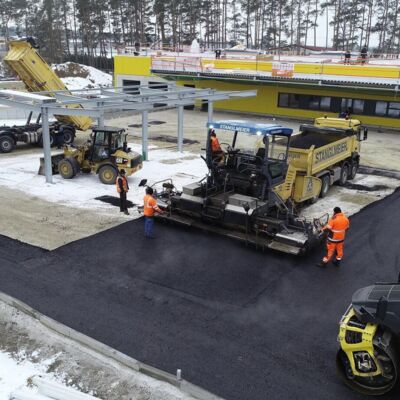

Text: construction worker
xmin=116 ymin=169 xmax=129 ymax=215
xmin=143 ymin=186 xmax=163 ymax=238
xmin=317 ymin=207 xmax=350 ymax=268
xmin=210 ymin=130 xmax=225 ymax=165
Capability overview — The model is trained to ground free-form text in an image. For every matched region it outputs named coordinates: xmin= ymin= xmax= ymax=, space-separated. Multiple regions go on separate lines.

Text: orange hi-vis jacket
xmin=143 ymin=194 xmax=161 ymax=217
xmin=324 ymin=212 xmax=349 ymax=243
xmin=116 ymin=175 xmax=129 ymax=193
xmin=211 ymin=136 xmax=222 ymax=152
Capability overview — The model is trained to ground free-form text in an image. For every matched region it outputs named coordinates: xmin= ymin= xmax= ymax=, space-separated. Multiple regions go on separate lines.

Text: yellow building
xmin=114 ymin=55 xmax=400 ymax=129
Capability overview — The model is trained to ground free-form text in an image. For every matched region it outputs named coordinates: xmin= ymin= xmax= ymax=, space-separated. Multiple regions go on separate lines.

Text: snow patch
xmin=0 ymin=144 xmax=207 ymax=215
xmin=52 ymin=62 xmax=112 ymax=90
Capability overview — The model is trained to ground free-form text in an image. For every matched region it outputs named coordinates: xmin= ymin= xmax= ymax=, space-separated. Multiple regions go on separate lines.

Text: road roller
xmin=337 ymin=282 xmax=400 ymax=395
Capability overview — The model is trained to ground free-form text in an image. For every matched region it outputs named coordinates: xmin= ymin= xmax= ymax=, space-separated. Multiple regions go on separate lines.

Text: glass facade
xmin=278 ymin=93 xmax=400 ymax=119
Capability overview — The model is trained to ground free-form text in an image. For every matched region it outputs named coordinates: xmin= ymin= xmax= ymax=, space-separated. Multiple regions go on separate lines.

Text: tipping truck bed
xmin=272 ymin=118 xmax=367 ymax=204
xmin=288 ymin=126 xmax=359 ymax=176
xmin=4 ymin=40 xmax=92 ymax=131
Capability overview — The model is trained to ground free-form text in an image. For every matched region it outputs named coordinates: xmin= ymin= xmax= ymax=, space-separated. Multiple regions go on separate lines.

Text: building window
xmin=277 ymin=92 xmax=399 ymax=119
xmin=388 ymin=102 xmax=400 ymax=118
xmin=320 ymin=97 xmax=331 ymax=111
xmin=122 ymin=79 xmax=140 ymax=94
xmin=375 ymin=101 xmax=387 ymax=116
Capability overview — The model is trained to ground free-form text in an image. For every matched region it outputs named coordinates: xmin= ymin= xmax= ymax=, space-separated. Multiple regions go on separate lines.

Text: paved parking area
xmin=0 ymin=187 xmax=399 ymax=399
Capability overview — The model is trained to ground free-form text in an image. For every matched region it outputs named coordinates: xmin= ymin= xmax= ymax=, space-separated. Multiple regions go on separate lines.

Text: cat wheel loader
xmin=39 ymin=127 xmax=142 ymax=184
xmin=337 ymin=281 xmax=400 ymax=395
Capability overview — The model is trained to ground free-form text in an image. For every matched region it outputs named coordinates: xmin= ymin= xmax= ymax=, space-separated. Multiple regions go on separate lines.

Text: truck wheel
xmin=348 ymin=161 xmax=359 ymax=180
xmin=320 ymin=175 xmax=330 ymax=198
xmin=339 ymin=164 xmax=349 ymax=186
xmin=58 ymin=158 xmax=76 ymax=179
xmin=38 ymin=134 xmax=55 ymax=148
xmin=62 ymin=128 xmax=75 ymax=145
xmin=98 ymin=165 xmax=118 ymax=185
xmin=0 ymin=136 xmax=15 ymax=153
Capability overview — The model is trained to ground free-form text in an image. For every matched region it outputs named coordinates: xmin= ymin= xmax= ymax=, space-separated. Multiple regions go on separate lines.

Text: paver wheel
xmin=98 ymin=165 xmax=118 ymax=185
xmin=58 ymin=158 xmax=76 ymax=179
xmin=0 ymin=135 xmax=15 ymax=153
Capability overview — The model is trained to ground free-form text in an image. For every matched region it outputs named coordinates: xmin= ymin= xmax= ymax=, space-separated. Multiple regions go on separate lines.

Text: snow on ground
xmin=0 ymin=351 xmax=59 ymax=399
xmin=0 ymin=142 xmax=398 ymax=222
xmin=0 ymin=144 xmax=207 ymax=214
xmin=301 ymin=174 xmax=400 ymax=220
xmin=52 ymin=62 xmax=112 ymax=90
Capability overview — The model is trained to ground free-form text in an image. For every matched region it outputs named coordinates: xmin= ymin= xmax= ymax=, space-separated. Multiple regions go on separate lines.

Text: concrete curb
xmin=0 ymin=291 xmax=223 ymax=400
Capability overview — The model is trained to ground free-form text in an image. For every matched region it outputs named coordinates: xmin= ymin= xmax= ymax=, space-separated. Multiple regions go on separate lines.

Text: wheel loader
xmin=337 ymin=281 xmax=400 ymax=396
xmin=153 ymin=120 xmax=329 ymax=255
xmin=39 ymin=127 xmax=142 ymax=184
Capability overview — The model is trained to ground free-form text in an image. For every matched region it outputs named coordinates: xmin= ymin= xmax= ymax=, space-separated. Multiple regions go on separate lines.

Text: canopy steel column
xmin=141 ymin=110 xmax=149 ymax=161
xmin=177 ymin=105 xmax=184 ymax=152
xmin=41 ymin=106 xmax=53 ymax=184
xmin=208 ymin=101 xmax=214 ymax=123
xmin=97 ymin=102 xmax=104 ymax=127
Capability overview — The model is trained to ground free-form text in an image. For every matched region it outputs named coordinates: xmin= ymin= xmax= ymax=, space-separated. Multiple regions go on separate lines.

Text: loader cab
xmin=206 ymin=120 xmax=293 ymax=198
xmin=90 ymin=127 xmax=127 ymax=161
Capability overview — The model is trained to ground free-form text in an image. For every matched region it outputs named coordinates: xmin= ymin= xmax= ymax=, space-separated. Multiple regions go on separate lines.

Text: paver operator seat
xmin=205 ymin=120 xmax=292 ymax=202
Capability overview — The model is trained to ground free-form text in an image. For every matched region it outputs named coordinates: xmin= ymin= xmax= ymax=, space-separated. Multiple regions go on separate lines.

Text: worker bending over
xmin=210 ymin=130 xmax=225 ymax=165
xmin=317 ymin=207 xmax=349 ymax=268
xmin=143 ymin=187 xmax=163 ymax=238
xmin=116 ymin=169 xmax=129 ymax=215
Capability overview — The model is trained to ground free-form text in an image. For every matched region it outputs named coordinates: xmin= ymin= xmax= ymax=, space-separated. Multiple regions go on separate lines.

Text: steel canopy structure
xmin=0 ymin=83 xmax=256 ymax=183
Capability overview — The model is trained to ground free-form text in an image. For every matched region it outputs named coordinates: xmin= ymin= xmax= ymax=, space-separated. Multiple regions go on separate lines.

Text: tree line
xmin=0 ymin=0 xmax=399 ymax=65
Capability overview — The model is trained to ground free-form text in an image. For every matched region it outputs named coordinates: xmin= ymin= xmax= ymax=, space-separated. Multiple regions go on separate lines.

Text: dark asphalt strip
xmin=0 ymin=190 xmax=400 ymax=400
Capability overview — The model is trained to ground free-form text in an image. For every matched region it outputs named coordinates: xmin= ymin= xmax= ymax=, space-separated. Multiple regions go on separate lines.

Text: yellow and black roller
xmin=336 ymin=284 xmax=400 ymax=395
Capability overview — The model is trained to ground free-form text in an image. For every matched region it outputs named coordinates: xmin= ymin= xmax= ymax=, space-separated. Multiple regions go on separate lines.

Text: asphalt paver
xmin=0 ymin=189 xmax=400 ymax=400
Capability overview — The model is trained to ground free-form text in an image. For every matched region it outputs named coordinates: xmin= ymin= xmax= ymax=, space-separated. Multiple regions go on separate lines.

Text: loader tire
xmin=68 ymin=157 xmax=81 ymax=175
xmin=58 ymin=158 xmax=76 ymax=179
xmin=320 ymin=175 xmax=330 ymax=198
xmin=338 ymin=164 xmax=349 ymax=186
xmin=0 ymin=135 xmax=15 ymax=153
xmin=98 ymin=165 xmax=118 ymax=185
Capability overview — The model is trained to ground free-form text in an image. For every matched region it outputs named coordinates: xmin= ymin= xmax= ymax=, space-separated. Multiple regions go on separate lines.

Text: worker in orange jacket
xmin=317 ymin=207 xmax=350 ymax=267
xmin=143 ymin=186 xmax=163 ymax=238
xmin=210 ymin=130 xmax=225 ymax=165
xmin=116 ymin=169 xmax=129 ymax=215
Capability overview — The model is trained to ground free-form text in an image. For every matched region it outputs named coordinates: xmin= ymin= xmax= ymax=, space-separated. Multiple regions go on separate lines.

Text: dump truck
xmin=39 ymin=126 xmax=142 ymax=184
xmin=3 ymin=37 xmax=92 ymax=131
xmin=152 ymin=120 xmax=330 ymax=255
xmin=273 ymin=117 xmax=368 ymax=203
xmin=0 ymin=111 xmax=76 ymax=153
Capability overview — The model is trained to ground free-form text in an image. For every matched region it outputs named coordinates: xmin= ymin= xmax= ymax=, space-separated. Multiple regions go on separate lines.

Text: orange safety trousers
xmin=323 ymin=241 xmax=344 ymax=263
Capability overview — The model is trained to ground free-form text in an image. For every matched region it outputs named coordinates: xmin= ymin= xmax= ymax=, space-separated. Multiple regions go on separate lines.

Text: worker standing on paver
xmin=317 ymin=207 xmax=350 ymax=268
xmin=143 ymin=187 xmax=163 ymax=238
xmin=210 ymin=130 xmax=225 ymax=165
xmin=116 ymin=169 xmax=129 ymax=215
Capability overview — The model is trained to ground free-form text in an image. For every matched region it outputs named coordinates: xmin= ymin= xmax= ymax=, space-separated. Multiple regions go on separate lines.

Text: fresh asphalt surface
xmin=1 ymin=190 xmax=400 ymax=400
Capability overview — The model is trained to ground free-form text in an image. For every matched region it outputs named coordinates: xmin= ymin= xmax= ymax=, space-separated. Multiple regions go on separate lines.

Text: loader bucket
xmin=38 ymin=154 xmax=65 ymax=175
